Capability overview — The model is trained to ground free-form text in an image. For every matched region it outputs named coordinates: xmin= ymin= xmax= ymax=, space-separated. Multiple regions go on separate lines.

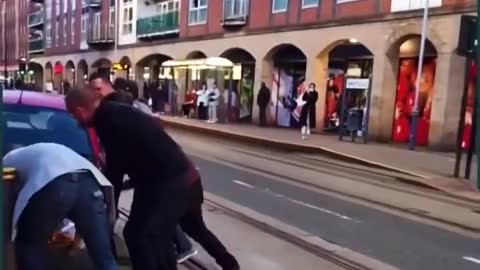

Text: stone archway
xmin=220 ymin=48 xmax=257 ymax=122
xmin=65 ymin=60 xmax=75 ymax=86
xmin=44 ymin=62 xmax=53 ymax=90
xmin=135 ymin=53 xmax=173 ymax=101
xmin=116 ymin=56 xmax=132 ymax=80
xmin=76 ymin=59 xmax=88 ymax=87
xmin=262 ymin=44 xmax=307 ymax=127
xmin=27 ymin=62 xmax=44 ymax=91
xmin=186 ymin=50 xmax=207 ymax=59
xmin=91 ymin=58 xmax=112 ymax=81
xmin=53 ymin=61 xmax=63 ymax=92
xmin=313 ymin=39 xmax=374 ymax=132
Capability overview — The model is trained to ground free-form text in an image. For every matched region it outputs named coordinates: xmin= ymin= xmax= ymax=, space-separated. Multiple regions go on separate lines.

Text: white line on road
xmin=233 ymin=180 xmax=255 ymax=189
xmin=463 ymin=256 xmax=480 ymax=264
xmin=232 ymin=179 xmax=355 ymax=222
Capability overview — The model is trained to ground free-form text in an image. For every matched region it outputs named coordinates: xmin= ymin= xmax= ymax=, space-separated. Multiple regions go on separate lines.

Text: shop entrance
xmin=392 ymin=36 xmax=437 ymax=146
xmin=323 ymin=41 xmax=373 ymax=133
xmin=220 ymin=48 xmax=256 ymax=122
xmin=267 ymin=44 xmax=307 ymax=128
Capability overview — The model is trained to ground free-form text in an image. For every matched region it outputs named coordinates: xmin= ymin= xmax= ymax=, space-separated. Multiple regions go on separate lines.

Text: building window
xmin=55 ymin=21 xmax=59 ymax=47
xmin=189 ymin=0 xmax=208 ymax=25
xmin=45 ymin=24 xmax=52 ymax=48
xmin=109 ymin=8 xmax=115 ymax=38
xmin=63 ymin=20 xmax=67 ymax=45
xmin=122 ymin=6 xmax=133 ymax=34
xmin=71 ymin=0 xmax=76 ymax=11
xmin=390 ymin=0 xmax=441 ymax=12
xmin=71 ymin=18 xmax=75 ymax=44
xmin=63 ymin=0 xmax=68 ymax=14
xmin=55 ymin=0 xmax=60 ymax=16
xmin=302 ymin=0 xmax=318 ymax=8
xmin=81 ymin=14 xmax=87 ymax=41
xmin=94 ymin=12 xmax=101 ymax=39
xmin=224 ymin=0 xmax=248 ymax=19
xmin=272 ymin=0 xmax=288 ymax=13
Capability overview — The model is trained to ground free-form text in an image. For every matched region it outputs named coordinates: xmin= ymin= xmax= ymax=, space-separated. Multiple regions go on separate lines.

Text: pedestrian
xmin=65 ymin=87 xmax=190 ymax=270
xmin=206 ymin=82 xmax=220 ymax=123
xmin=257 ymin=82 xmax=271 ymax=127
xmin=3 ymin=143 xmax=118 ymax=270
xmin=196 ymin=83 xmax=208 ymax=120
xmin=88 ymin=73 xmax=198 ymax=263
xmin=299 ymin=82 xmax=318 ymax=139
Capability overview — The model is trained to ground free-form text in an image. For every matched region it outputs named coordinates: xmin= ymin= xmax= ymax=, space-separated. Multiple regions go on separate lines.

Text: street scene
xmin=1 ymin=0 xmax=480 ymax=269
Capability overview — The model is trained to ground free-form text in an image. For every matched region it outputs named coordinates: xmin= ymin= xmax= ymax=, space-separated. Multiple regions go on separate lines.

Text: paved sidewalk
xmin=160 ymin=116 xmax=479 ymax=197
xmin=117 ymin=190 xmax=348 ymax=270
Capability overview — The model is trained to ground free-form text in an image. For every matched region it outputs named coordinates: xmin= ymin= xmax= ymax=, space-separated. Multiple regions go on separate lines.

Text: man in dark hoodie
xmin=88 ymin=73 xmax=239 ymax=269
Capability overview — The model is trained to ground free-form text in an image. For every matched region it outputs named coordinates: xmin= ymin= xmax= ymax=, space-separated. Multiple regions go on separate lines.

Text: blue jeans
xmin=15 ymin=172 xmax=118 ymax=270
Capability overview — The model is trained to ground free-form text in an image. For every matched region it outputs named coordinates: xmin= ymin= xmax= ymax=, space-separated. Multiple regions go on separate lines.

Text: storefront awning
xmin=161 ymin=57 xmax=234 ymax=68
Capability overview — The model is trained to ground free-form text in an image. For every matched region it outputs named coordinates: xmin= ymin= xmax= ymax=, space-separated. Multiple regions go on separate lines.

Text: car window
xmin=2 ymin=104 xmax=93 ymax=159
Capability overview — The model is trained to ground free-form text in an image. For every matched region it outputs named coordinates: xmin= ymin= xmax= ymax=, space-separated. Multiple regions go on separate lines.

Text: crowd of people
xmin=5 ymin=73 xmax=240 ymax=270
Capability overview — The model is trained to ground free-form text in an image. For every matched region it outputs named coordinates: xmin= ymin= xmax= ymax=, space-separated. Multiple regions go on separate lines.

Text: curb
xmin=204 ymin=192 xmax=400 ymax=270
xmin=163 ymin=119 xmax=480 ymax=203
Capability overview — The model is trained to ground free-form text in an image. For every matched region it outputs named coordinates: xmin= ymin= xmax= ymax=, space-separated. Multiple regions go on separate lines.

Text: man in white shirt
xmin=3 ymin=143 xmax=118 ymax=270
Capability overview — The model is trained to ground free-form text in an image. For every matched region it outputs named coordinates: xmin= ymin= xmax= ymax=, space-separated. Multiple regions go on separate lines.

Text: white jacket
xmin=207 ymin=88 xmax=220 ymax=106
xmin=196 ymin=89 xmax=208 ymax=106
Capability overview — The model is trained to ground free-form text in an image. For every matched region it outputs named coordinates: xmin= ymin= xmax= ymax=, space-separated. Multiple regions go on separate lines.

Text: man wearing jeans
xmin=3 ymin=143 xmax=118 ymax=270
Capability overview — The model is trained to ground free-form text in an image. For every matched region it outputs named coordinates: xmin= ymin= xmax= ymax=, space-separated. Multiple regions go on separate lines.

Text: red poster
xmin=392 ymin=58 xmax=436 ymax=145
xmin=461 ymin=60 xmax=477 ymax=150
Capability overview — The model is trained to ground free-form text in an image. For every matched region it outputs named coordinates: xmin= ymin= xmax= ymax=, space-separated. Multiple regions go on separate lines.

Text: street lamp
xmin=408 ymin=0 xmax=430 ymax=150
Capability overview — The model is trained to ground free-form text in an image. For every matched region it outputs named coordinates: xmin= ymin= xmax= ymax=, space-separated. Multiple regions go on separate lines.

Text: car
xmin=2 ymin=89 xmax=104 ymax=167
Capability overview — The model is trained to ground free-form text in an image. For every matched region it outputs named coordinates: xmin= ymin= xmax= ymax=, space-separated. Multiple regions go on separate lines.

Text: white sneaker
xmin=177 ymin=248 xmax=198 ymax=264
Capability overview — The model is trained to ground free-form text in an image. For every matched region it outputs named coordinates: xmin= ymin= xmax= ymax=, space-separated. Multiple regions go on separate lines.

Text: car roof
xmin=3 ymin=89 xmax=66 ymax=110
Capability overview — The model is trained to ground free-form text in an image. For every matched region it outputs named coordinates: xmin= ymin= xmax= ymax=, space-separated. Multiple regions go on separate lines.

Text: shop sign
xmin=346 ymin=78 xmax=370 ymax=90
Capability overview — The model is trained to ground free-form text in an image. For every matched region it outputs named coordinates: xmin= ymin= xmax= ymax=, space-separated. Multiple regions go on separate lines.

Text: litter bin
xmin=346 ymin=109 xmax=364 ymax=142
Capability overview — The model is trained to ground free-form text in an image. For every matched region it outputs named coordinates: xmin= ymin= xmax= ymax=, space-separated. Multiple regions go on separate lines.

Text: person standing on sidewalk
xmin=66 ymin=88 xmax=190 ymax=270
xmin=207 ymin=82 xmax=220 ymax=123
xmin=299 ymin=83 xmax=318 ymax=140
xmin=257 ymin=82 xmax=271 ymax=127
xmin=4 ymin=143 xmax=118 ymax=270
xmin=196 ymin=83 xmax=208 ymax=121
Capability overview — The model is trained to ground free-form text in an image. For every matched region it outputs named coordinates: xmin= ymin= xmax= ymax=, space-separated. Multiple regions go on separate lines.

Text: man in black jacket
xmin=65 ymin=87 xmax=189 ymax=270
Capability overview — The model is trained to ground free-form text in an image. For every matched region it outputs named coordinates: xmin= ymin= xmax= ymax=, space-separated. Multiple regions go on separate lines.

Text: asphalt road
xmin=190 ymin=155 xmax=480 ymax=270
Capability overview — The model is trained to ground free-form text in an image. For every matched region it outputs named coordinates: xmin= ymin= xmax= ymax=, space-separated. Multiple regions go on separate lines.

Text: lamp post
xmin=408 ymin=0 xmax=430 ymax=150
xmin=475 ymin=0 xmax=480 ymax=189
xmin=2 ymin=0 xmax=7 ymax=88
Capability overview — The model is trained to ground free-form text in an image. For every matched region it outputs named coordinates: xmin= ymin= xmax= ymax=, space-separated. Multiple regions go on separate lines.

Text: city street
xmin=168 ymin=128 xmax=480 ymax=270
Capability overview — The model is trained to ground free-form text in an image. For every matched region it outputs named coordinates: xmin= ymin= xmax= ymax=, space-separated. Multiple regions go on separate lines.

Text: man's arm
xmin=104 ymin=153 xmax=124 ymax=207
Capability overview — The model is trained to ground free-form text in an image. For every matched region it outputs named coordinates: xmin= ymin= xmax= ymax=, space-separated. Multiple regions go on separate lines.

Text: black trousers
xmin=197 ymin=103 xmax=207 ymax=120
xmin=259 ymin=106 xmax=267 ymax=126
xmin=180 ymin=180 xmax=238 ymax=269
xmin=123 ymin=179 xmax=187 ymax=270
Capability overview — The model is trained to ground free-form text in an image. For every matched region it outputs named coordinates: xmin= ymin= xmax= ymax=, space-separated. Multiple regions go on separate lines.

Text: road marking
xmin=232 ymin=179 xmax=355 ymax=222
xmin=233 ymin=180 xmax=255 ymax=189
xmin=463 ymin=256 xmax=480 ymax=264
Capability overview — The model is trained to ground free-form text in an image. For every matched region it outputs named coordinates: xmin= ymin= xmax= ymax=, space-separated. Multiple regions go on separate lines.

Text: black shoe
xmin=223 ymin=263 xmax=240 ymax=270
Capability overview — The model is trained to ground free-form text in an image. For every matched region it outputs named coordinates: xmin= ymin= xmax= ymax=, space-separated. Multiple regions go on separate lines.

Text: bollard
xmin=3 ymin=167 xmax=18 ymax=270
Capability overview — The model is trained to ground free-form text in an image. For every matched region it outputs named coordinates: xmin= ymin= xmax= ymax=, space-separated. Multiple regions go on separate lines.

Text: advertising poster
xmin=239 ymin=66 xmax=254 ymax=120
xmin=392 ymin=58 xmax=436 ymax=145
xmin=324 ymin=69 xmax=345 ymax=131
xmin=270 ymin=68 xmax=306 ymax=127
xmin=461 ymin=60 xmax=477 ymax=150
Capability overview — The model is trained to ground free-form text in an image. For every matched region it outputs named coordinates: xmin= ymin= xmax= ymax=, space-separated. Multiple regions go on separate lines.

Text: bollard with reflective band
xmin=3 ymin=167 xmax=18 ymax=270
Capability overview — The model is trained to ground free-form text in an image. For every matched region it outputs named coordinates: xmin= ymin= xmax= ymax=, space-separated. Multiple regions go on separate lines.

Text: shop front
xmin=161 ymin=57 xmax=235 ymax=122
xmin=268 ymin=45 xmax=307 ymax=128
xmin=392 ymin=36 xmax=437 ymax=146
xmin=323 ymin=41 xmax=373 ymax=134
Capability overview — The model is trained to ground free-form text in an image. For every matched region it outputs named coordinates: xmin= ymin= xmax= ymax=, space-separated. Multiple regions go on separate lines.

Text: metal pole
xmin=475 ymin=0 xmax=480 ymax=188
xmin=408 ymin=0 xmax=429 ymax=150
xmin=3 ymin=0 xmax=7 ymax=88
xmin=454 ymin=59 xmax=471 ymax=177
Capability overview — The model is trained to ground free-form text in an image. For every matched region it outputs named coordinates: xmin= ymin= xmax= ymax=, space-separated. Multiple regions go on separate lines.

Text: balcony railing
xmin=28 ymin=39 xmax=44 ymax=53
xmin=223 ymin=0 xmax=248 ymax=25
xmin=87 ymin=24 xmax=114 ymax=44
xmin=28 ymin=10 xmax=45 ymax=27
xmin=85 ymin=0 xmax=101 ymax=8
xmin=137 ymin=11 xmax=179 ymax=38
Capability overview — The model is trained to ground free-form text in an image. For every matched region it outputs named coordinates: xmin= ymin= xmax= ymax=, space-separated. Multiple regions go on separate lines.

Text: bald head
xmin=65 ymin=86 xmax=102 ymax=127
